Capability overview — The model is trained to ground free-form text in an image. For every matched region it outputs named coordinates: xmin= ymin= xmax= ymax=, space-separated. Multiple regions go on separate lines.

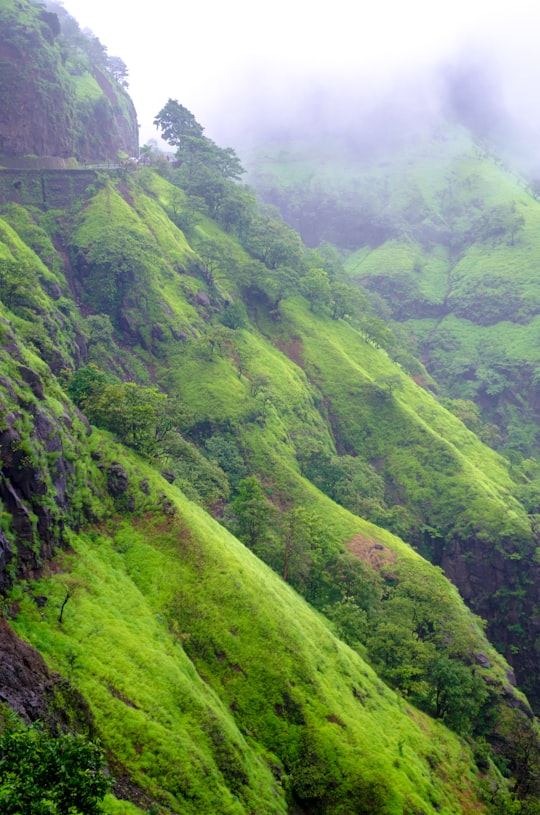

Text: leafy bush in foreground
xmin=0 ymin=721 xmax=111 ymax=814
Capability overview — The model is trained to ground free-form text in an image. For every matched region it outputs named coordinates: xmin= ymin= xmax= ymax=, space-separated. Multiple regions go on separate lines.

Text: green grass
xmin=12 ymin=468 xmax=493 ymax=814
xmin=1 ymin=160 xmax=536 ymax=812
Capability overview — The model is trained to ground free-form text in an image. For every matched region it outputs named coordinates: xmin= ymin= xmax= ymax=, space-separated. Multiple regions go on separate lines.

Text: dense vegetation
xmin=0 ymin=2 xmax=540 ymax=813
xmin=0 ymin=711 xmax=111 ymax=814
xmin=246 ymin=129 xmax=540 ymax=463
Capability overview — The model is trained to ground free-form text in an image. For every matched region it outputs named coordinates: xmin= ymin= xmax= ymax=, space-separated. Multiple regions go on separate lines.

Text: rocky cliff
xmin=0 ymin=0 xmax=138 ymax=162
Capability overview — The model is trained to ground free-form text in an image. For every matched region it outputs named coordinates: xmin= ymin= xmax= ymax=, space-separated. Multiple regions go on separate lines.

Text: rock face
xmin=0 ymin=0 xmax=138 ymax=162
xmin=0 ymin=333 xmax=91 ymax=593
xmin=0 ymin=618 xmax=94 ymax=734
xmin=433 ymin=535 xmax=540 ymax=710
xmin=0 ymin=403 xmax=71 ymax=592
xmin=0 ymin=617 xmax=59 ymax=723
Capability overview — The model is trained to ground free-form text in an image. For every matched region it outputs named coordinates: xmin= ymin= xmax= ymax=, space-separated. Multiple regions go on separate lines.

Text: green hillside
xmin=0 ymin=3 xmax=540 ymax=812
xmin=246 ymin=127 xmax=540 ymax=461
xmin=0 ymin=0 xmax=138 ymax=162
xmin=0 ymin=155 xmax=537 ymax=812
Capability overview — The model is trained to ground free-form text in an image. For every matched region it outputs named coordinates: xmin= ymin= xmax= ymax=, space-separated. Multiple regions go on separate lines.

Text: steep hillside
xmin=246 ymin=127 xmax=540 ymax=461
xmin=0 ymin=156 xmax=539 ymax=812
xmin=246 ymin=128 xmax=540 ymax=703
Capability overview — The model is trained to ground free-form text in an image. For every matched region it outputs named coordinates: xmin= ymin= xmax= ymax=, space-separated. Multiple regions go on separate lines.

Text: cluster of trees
xmin=226 ymin=473 xmax=491 ymax=736
xmin=249 ymin=174 xmax=394 ymax=249
xmin=48 ymin=1 xmax=129 ymax=86
xmin=429 ymin=336 xmax=540 ymax=457
xmin=153 ymin=99 xmax=244 ymax=221
xmin=227 ymin=476 xmax=331 ymax=598
xmin=361 ymin=565 xmax=488 ymax=734
xmin=71 ymin=226 xmax=161 ymax=330
xmin=296 ymin=442 xmax=425 ymax=544
xmin=153 ymin=101 xmax=383 ymax=327
xmin=152 ymin=100 xmax=426 ymax=383
xmin=66 ymin=364 xmax=237 ymax=509
xmin=251 ymin=169 xmax=522 ymax=255
xmin=0 ymin=258 xmax=28 ymax=312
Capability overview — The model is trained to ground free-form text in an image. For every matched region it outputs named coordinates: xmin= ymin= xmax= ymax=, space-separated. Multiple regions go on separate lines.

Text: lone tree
xmin=230 ymin=476 xmax=272 ymax=547
xmin=154 ymin=99 xmax=244 ymax=182
xmin=153 ymin=99 xmax=204 ymax=151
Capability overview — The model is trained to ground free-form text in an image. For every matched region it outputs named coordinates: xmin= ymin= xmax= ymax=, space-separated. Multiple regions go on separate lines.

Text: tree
xmin=323 ymin=597 xmax=368 ymax=647
xmin=159 ymin=433 xmax=230 ymax=508
xmin=357 ymin=314 xmax=396 ymax=350
xmin=154 ymin=100 xmax=244 ymax=188
xmin=84 ymin=382 xmax=167 ymax=454
xmin=196 ymin=326 xmax=234 ymax=361
xmin=66 ymin=363 xmax=108 ymax=406
xmin=230 ymin=477 xmax=271 ymax=547
xmin=216 ymin=184 xmax=256 ymax=235
xmin=56 ymin=574 xmax=88 ymax=624
xmin=300 ymin=267 xmax=331 ymax=312
xmin=0 ymin=722 xmax=111 ymax=814
xmin=280 ymin=507 xmax=328 ymax=596
xmin=262 ymin=265 xmax=299 ymax=310
xmin=196 ymin=238 xmax=232 ymax=285
xmin=204 ymin=434 xmax=247 ymax=489
xmin=86 ymin=314 xmax=114 ymax=352
xmin=219 ymin=301 xmax=248 ymax=330
xmin=0 ymin=257 xmax=30 ymax=310
xmin=330 ymin=281 xmax=368 ymax=320
xmin=378 ymin=374 xmax=403 ymax=397
xmin=138 ymin=143 xmax=154 ymax=165
xmin=479 ymin=202 xmax=525 ymax=246
xmin=154 ymin=395 xmax=193 ymax=445
xmin=77 ymin=227 xmax=160 ymax=327
xmin=427 ymin=656 xmax=487 ymax=734
xmin=245 ymin=213 xmax=305 ymax=271
xmin=153 ymin=99 xmax=204 ymax=151
xmin=367 ymin=620 xmax=434 ymax=698
xmin=107 ymin=55 xmax=129 ymax=86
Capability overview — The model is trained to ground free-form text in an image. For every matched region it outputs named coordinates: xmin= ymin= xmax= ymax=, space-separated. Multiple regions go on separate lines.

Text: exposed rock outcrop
xmin=0 ymin=618 xmax=94 ymax=735
xmin=0 ymin=0 xmax=138 ymax=162
xmin=434 ymin=535 xmax=540 ymax=710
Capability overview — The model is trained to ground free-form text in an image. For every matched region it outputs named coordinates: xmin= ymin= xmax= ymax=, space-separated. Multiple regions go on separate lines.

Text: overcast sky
xmin=60 ymin=0 xmax=540 ymax=151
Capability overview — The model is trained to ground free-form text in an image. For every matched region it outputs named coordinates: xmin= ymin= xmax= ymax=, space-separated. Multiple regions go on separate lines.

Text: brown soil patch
xmin=276 ymin=335 xmax=304 ymax=367
xmin=347 ymin=534 xmax=397 ymax=570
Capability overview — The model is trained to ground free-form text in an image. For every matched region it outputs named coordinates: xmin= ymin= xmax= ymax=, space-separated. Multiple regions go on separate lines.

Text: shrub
xmin=0 ymin=721 xmax=111 ymax=814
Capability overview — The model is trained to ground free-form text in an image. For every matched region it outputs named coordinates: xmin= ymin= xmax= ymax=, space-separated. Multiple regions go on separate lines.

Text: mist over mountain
xmin=207 ymin=48 xmax=540 ymax=179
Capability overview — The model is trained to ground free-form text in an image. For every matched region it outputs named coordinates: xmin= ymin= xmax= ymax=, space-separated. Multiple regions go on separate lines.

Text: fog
xmin=60 ymin=0 xmax=540 ymax=167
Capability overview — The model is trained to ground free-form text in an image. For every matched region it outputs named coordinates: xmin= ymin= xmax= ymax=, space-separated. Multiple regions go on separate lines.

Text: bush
xmin=0 ymin=722 xmax=111 ymax=814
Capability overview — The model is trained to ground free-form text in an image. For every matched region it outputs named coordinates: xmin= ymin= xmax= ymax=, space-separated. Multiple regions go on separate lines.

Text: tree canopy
xmin=154 ymin=99 xmax=244 ymax=182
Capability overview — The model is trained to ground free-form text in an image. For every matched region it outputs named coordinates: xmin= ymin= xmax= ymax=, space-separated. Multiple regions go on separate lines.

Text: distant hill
xmin=246 ymin=125 xmax=540 ymax=463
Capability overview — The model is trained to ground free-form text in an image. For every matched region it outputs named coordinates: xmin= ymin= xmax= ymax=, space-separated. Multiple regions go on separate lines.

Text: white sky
xmin=60 ymin=0 xmax=540 ymax=148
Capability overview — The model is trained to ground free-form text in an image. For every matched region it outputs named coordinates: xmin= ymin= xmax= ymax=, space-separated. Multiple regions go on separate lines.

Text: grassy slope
xmin=248 ymin=129 xmax=540 ymax=451
xmin=0 ymin=171 xmax=537 ymax=811
xmin=61 ymin=173 xmax=540 ymax=660
xmin=11 ymin=441 xmax=492 ymax=815
xmin=337 ymin=133 xmax=540 ymax=451
xmin=244 ymin=132 xmax=540 ymax=695
xmin=344 ymin=140 xmax=540 ymax=310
